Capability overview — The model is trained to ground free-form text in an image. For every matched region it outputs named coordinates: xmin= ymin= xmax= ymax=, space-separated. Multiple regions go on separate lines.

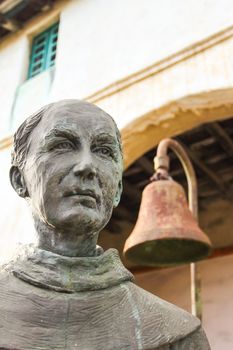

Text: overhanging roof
xmin=0 ymin=0 xmax=56 ymax=41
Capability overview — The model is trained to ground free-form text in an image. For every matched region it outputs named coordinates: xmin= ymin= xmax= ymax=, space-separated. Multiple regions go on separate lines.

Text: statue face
xmin=22 ymin=104 xmax=122 ymax=235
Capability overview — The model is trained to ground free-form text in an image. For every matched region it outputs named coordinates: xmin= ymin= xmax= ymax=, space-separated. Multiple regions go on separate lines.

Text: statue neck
xmin=33 ymin=216 xmax=100 ymax=258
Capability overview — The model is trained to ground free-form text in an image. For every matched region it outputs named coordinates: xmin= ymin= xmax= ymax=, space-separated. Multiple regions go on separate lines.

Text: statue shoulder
xmin=0 ymin=263 xmax=12 ymax=282
xmin=0 ymin=261 xmax=28 ymax=293
xmin=170 ymin=325 xmax=211 ymax=349
xmin=128 ymin=282 xmax=201 ymax=347
xmin=0 ymin=264 xmax=18 ymax=290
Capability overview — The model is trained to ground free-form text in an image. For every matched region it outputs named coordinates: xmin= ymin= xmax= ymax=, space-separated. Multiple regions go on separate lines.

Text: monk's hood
xmin=7 ymin=246 xmax=134 ymax=293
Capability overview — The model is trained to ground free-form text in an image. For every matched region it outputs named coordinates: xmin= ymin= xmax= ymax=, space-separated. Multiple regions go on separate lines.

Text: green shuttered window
xmin=28 ymin=22 xmax=59 ymax=79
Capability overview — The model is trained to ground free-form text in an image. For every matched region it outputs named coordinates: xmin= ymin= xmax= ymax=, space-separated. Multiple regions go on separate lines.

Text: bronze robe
xmin=0 ymin=247 xmax=210 ymax=349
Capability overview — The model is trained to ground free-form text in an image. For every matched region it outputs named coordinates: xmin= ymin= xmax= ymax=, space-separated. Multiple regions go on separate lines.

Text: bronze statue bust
xmin=0 ymin=100 xmax=210 ymax=349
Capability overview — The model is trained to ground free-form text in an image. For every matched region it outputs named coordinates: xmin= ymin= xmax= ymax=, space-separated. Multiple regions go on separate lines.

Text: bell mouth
xmin=124 ymin=238 xmax=212 ymax=267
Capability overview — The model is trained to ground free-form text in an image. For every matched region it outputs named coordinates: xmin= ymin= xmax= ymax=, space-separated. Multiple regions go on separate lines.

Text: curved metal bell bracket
xmin=123 ymin=138 xmax=213 ymax=320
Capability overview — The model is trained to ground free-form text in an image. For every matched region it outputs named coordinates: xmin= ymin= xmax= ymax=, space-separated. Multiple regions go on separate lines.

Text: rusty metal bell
xmin=123 ymin=179 xmax=212 ymax=266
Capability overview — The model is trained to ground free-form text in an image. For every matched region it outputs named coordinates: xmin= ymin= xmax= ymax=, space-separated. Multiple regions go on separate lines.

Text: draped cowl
xmin=0 ymin=246 xmax=210 ymax=349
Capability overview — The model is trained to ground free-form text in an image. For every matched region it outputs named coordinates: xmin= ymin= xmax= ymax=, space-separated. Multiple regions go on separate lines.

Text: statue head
xmin=10 ymin=100 xmax=123 ymax=255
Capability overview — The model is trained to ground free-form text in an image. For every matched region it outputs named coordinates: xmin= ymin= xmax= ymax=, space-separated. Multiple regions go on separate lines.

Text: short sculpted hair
xmin=11 ymin=100 xmax=123 ymax=171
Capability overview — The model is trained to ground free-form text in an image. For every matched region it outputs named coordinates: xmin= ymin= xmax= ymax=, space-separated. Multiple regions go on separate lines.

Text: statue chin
xmin=41 ymin=211 xmax=107 ymax=236
xmin=31 ymin=200 xmax=105 ymax=234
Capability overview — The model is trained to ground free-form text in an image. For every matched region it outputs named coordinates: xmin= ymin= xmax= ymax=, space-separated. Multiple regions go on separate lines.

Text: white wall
xmin=0 ymin=36 xmax=29 ymax=137
xmin=1 ymin=0 xmax=233 ymax=135
xmin=51 ymin=0 xmax=233 ymax=99
xmin=0 ymin=148 xmax=35 ymax=263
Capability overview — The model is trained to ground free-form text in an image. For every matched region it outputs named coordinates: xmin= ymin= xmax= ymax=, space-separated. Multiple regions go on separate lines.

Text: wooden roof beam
xmin=206 ymin=122 xmax=233 ymax=157
xmin=113 ymin=205 xmax=135 ymax=224
xmin=137 ymin=156 xmax=154 ymax=176
xmin=31 ymin=0 xmax=53 ymax=12
xmin=124 ymin=166 xmax=142 ymax=177
xmin=176 ymin=140 xmax=233 ymax=203
xmin=105 ymin=219 xmax=122 ymax=234
xmin=122 ymin=179 xmax=142 ymax=203
xmin=0 ymin=12 xmax=21 ymax=32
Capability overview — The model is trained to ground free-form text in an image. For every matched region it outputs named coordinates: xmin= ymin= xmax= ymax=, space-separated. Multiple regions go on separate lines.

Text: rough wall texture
xmin=1 ymin=0 xmax=233 ymax=135
xmin=51 ymin=0 xmax=233 ymax=99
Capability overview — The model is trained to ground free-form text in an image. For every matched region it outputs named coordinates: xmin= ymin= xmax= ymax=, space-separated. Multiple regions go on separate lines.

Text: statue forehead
xmin=31 ymin=100 xmax=117 ymax=138
xmin=24 ymin=101 xmax=120 ymax=158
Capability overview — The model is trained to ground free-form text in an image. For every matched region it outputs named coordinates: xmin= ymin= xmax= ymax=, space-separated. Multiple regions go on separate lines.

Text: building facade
xmin=0 ymin=1 xmax=233 ymax=348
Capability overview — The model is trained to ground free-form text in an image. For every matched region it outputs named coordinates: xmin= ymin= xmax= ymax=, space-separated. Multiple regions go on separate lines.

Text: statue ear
xmin=113 ymin=180 xmax=123 ymax=208
xmin=9 ymin=166 xmax=29 ymax=198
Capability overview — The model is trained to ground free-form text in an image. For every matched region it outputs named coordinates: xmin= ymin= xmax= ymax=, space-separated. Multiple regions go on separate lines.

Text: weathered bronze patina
xmin=124 ymin=179 xmax=212 ymax=266
xmin=0 ymin=100 xmax=211 ymax=349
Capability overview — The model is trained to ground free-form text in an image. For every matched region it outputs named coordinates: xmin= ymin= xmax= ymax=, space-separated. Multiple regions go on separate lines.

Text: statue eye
xmin=54 ymin=142 xmax=74 ymax=150
xmin=95 ymin=147 xmax=113 ymax=157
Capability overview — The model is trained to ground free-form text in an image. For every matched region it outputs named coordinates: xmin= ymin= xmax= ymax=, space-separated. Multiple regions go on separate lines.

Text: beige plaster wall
xmin=0 ymin=1 xmax=63 ymax=136
xmin=1 ymin=0 xmax=233 ymax=137
xmin=135 ymin=254 xmax=233 ymax=350
xmin=0 ymin=36 xmax=29 ymax=138
xmin=51 ymin=0 xmax=233 ymax=100
xmin=96 ymin=33 xmax=233 ymax=131
xmin=0 ymin=147 xmax=35 ymax=264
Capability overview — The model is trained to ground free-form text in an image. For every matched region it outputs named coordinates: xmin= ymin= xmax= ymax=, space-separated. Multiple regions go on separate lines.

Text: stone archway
xmin=121 ymin=88 xmax=233 ymax=169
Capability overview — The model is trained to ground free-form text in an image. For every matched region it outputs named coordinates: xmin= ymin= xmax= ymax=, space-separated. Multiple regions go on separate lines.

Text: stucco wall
xmin=0 ymin=1 xmax=62 ymax=136
xmin=51 ymin=0 xmax=233 ymax=99
xmin=0 ymin=36 xmax=29 ymax=138
xmin=0 ymin=147 xmax=35 ymax=263
xmin=1 ymin=0 xmax=233 ymax=136
xmin=96 ymin=34 xmax=233 ymax=132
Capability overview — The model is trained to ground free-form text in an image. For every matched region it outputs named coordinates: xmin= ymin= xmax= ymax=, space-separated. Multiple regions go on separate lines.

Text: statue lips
xmin=63 ymin=188 xmax=101 ymax=208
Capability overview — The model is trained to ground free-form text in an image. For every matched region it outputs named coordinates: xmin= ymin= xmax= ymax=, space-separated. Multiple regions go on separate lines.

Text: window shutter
xmin=46 ymin=22 xmax=59 ymax=69
xmin=28 ymin=22 xmax=59 ymax=79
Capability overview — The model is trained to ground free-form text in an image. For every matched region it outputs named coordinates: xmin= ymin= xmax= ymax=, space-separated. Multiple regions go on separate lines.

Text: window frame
xmin=28 ymin=22 xmax=59 ymax=79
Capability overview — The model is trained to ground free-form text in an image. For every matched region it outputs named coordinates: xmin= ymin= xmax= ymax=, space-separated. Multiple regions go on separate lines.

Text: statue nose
xmin=73 ymin=160 xmax=97 ymax=180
